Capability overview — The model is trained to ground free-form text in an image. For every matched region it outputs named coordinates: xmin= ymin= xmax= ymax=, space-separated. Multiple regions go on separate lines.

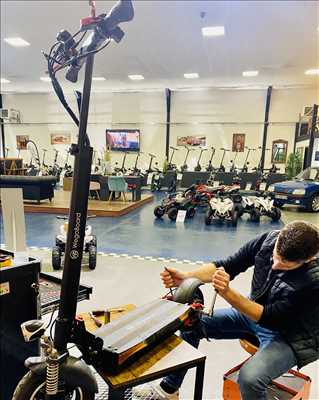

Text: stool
xmin=223 ymin=337 xmax=312 ymax=400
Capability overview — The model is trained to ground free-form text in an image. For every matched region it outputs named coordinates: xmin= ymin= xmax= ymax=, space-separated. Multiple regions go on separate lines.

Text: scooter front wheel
xmin=13 ymin=371 xmax=95 ymax=400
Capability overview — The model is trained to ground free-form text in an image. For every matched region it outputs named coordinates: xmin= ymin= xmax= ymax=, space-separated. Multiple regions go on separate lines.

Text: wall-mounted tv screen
xmin=106 ymin=129 xmax=140 ymax=151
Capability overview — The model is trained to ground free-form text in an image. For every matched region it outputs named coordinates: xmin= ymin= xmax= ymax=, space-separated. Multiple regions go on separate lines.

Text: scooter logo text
xmin=71 ymin=212 xmax=82 ymax=255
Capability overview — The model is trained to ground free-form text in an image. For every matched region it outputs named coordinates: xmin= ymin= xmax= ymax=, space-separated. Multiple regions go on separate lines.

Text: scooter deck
xmin=94 ymin=299 xmax=190 ymax=373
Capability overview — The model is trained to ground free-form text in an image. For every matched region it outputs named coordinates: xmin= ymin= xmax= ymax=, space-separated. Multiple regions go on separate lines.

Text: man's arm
xmin=213 ymin=268 xmax=263 ymax=322
xmin=185 ymin=263 xmax=217 ymax=283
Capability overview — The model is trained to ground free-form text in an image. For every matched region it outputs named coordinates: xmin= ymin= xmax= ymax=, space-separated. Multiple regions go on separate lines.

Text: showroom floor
xmin=1 ymin=190 xmax=319 ymax=399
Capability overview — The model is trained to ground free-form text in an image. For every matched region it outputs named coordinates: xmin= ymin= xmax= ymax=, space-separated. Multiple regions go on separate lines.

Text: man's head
xmin=273 ymin=221 xmax=319 ymax=271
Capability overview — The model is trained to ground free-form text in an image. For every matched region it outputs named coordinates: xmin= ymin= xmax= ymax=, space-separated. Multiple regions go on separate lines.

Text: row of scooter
xmin=153 ymin=182 xmax=281 ymax=226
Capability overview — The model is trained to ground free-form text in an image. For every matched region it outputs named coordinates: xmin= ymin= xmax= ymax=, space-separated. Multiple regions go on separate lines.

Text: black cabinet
xmin=0 ymin=257 xmax=41 ymax=400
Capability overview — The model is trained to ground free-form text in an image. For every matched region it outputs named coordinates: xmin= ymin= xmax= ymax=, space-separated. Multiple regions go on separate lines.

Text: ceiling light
xmin=40 ymin=77 xmax=52 ymax=82
xmin=242 ymin=70 xmax=259 ymax=77
xmin=184 ymin=73 xmax=199 ymax=79
xmin=202 ymin=26 xmax=225 ymax=37
xmin=4 ymin=37 xmax=30 ymax=47
xmin=0 ymin=78 xmax=11 ymax=83
xmin=305 ymin=69 xmax=319 ymax=75
xmin=128 ymin=75 xmax=144 ymax=81
xmin=92 ymin=77 xmax=106 ymax=81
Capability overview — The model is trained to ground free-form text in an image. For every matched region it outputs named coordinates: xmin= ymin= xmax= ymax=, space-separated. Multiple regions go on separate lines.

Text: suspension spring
xmin=46 ymin=360 xmax=59 ymax=395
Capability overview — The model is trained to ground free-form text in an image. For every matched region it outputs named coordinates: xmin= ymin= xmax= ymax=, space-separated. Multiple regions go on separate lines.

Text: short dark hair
xmin=276 ymin=221 xmax=319 ymax=262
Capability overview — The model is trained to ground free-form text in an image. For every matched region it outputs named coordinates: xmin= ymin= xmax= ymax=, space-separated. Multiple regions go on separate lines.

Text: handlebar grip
xmin=100 ymin=0 xmax=134 ymax=34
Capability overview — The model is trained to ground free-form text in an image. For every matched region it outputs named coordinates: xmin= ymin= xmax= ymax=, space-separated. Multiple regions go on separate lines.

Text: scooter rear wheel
xmin=13 ymin=371 xmax=95 ymax=400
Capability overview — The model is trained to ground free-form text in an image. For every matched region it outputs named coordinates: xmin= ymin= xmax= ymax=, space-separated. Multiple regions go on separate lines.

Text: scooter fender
xmin=25 ymin=355 xmax=99 ymax=393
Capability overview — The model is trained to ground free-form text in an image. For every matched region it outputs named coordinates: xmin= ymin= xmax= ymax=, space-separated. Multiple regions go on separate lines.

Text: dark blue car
xmin=268 ymin=167 xmax=319 ymax=212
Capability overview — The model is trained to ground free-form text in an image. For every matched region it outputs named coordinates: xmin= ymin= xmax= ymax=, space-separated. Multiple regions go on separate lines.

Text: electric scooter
xmin=229 ymin=151 xmax=239 ymax=173
xmin=194 ymin=148 xmax=207 ymax=171
xmin=13 ymin=1 xmax=135 ymax=398
xmin=180 ymin=146 xmax=194 ymax=172
xmin=167 ymin=146 xmax=178 ymax=171
xmin=131 ymin=151 xmax=143 ymax=175
xmin=146 ymin=153 xmax=156 ymax=173
xmin=218 ymin=148 xmax=230 ymax=172
xmin=241 ymin=146 xmax=255 ymax=173
xmin=206 ymin=147 xmax=216 ymax=172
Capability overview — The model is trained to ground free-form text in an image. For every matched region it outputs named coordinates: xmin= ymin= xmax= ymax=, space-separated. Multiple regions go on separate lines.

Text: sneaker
xmin=132 ymin=382 xmax=179 ymax=400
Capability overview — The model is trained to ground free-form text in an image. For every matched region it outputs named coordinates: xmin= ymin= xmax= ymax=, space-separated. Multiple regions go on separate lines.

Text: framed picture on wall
xmin=296 ymin=146 xmax=305 ymax=162
xmin=50 ymin=132 xmax=71 ymax=145
xmin=16 ymin=135 xmax=29 ymax=150
xmin=177 ymin=136 xmax=206 ymax=147
xmin=271 ymin=139 xmax=288 ymax=164
xmin=232 ymin=133 xmax=245 ymax=152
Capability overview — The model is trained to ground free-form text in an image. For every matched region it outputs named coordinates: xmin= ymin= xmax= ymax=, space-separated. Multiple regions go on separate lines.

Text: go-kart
xmin=52 ymin=218 xmax=97 ymax=270
xmin=154 ymin=191 xmax=197 ymax=221
xmin=241 ymin=195 xmax=281 ymax=222
xmin=205 ymin=192 xmax=243 ymax=227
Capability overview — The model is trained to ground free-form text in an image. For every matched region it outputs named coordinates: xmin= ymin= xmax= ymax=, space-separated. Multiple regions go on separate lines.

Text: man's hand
xmin=212 ymin=267 xmax=230 ymax=295
xmin=160 ymin=267 xmax=187 ymax=288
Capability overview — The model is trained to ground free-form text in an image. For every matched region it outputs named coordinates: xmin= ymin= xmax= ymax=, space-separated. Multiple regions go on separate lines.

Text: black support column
xmin=165 ymin=88 xmax=171 ymax=159
xmin=306 ymin=104 xmax=318 ymax=168
xmin=0 ymin=94 xmax=5 ymax=158
xmin=260 ymin=86 xmax=272 ymax=170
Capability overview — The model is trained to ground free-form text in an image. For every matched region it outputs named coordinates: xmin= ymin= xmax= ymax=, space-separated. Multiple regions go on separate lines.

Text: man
xmin=133 ymin=221 xmax=319 ymax=400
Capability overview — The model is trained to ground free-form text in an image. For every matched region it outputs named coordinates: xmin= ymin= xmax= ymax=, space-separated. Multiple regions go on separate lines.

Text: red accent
xmin=89 ymin=0 xmax=96 ymax=18
xmin=128 ymin=184 xmax=137 ymax=190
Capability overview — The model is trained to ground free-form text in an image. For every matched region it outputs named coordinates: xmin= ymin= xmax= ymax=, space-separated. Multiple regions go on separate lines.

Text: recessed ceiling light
xmin=4 ymin=37 xmax=30 ymax=47
xmin=184 ymin=73 xmax=199 ymax=79
xmin=128 ymin=75 xmax=144 ymax=81
xmin=202 ymin=26 xmax=225 ymax=37
xmin=40 ymin=77 xmax=52 ymax=82
xmin=0 ymin=78 xmax=11 ymax=83
xmin=242 ymin=70 xmax=259 ymax=77
xmin=305 ymin=69 xmax=319 ymax=75
xmin=92 ymin=77 xmax=106 ymax=81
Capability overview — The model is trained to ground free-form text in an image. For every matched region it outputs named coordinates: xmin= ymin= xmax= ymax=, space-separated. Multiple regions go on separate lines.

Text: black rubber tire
xmin=250 ymin=208 xmax=261 ymax=222
xmin=205 ymin=209 xmax=212 ymax=225
xmin=231 ymin=209 xmax=239 ymax=227
xmin=306 ymin=194 xmax=319 ymax=212
xmin=154 ymin=206 xmax=165 ymax=218
xmin=91 ymin=235 xmax=97 ymax=247
xmin=167 ymin=207 xmax=178 ymax=221
xmin=186 ymin=207 xmax=196 ymax=218
xmin=52 ymin=246 xmax=61 ymax=270
xmin=13 ymin=371 xmax=95 ymax=400
xmin=88 ymin=245 xmax=97 ymax=270
xmin=173 ymin=278 xmax=204 ymax=305
xmin=270 ymin=207 xmax=281 ymax=221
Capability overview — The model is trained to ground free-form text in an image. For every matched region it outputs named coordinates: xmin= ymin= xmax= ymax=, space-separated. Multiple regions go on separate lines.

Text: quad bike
xmin=241 ymin=195 xmax=281 ymax=222
xmin=205 ymin=192 xmax=243 ymax=227
xmin=52 ymin=217 xmax=97 ymax=270
xmin=154 ymin=191 xmax=197 ymax=221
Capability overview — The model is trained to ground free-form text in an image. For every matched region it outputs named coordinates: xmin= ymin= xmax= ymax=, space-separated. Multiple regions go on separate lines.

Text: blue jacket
xmin=215 ymin=231 xmax=319 ymax=368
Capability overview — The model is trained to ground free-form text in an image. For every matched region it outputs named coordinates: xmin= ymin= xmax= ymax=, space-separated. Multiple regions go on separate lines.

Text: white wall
xmin=3 ymin=87 xmax=318 ymax=171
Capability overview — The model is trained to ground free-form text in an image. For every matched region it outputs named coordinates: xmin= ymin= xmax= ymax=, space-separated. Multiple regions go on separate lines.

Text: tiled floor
xmin=1 ymin=191 xmax=285 ymax=263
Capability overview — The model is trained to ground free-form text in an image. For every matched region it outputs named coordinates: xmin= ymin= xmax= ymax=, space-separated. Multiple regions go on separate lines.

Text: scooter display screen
xmin=106 ymin=129 xmax=140 ymax=151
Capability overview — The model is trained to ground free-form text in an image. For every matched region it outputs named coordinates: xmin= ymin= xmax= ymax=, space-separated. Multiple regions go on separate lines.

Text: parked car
xmin=268 ymin=167 xmax=319 ymax=212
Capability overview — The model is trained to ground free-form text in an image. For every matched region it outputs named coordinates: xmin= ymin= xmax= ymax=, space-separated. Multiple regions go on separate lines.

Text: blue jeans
xmin=163 ymin=308 xmax=297 ymax=400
